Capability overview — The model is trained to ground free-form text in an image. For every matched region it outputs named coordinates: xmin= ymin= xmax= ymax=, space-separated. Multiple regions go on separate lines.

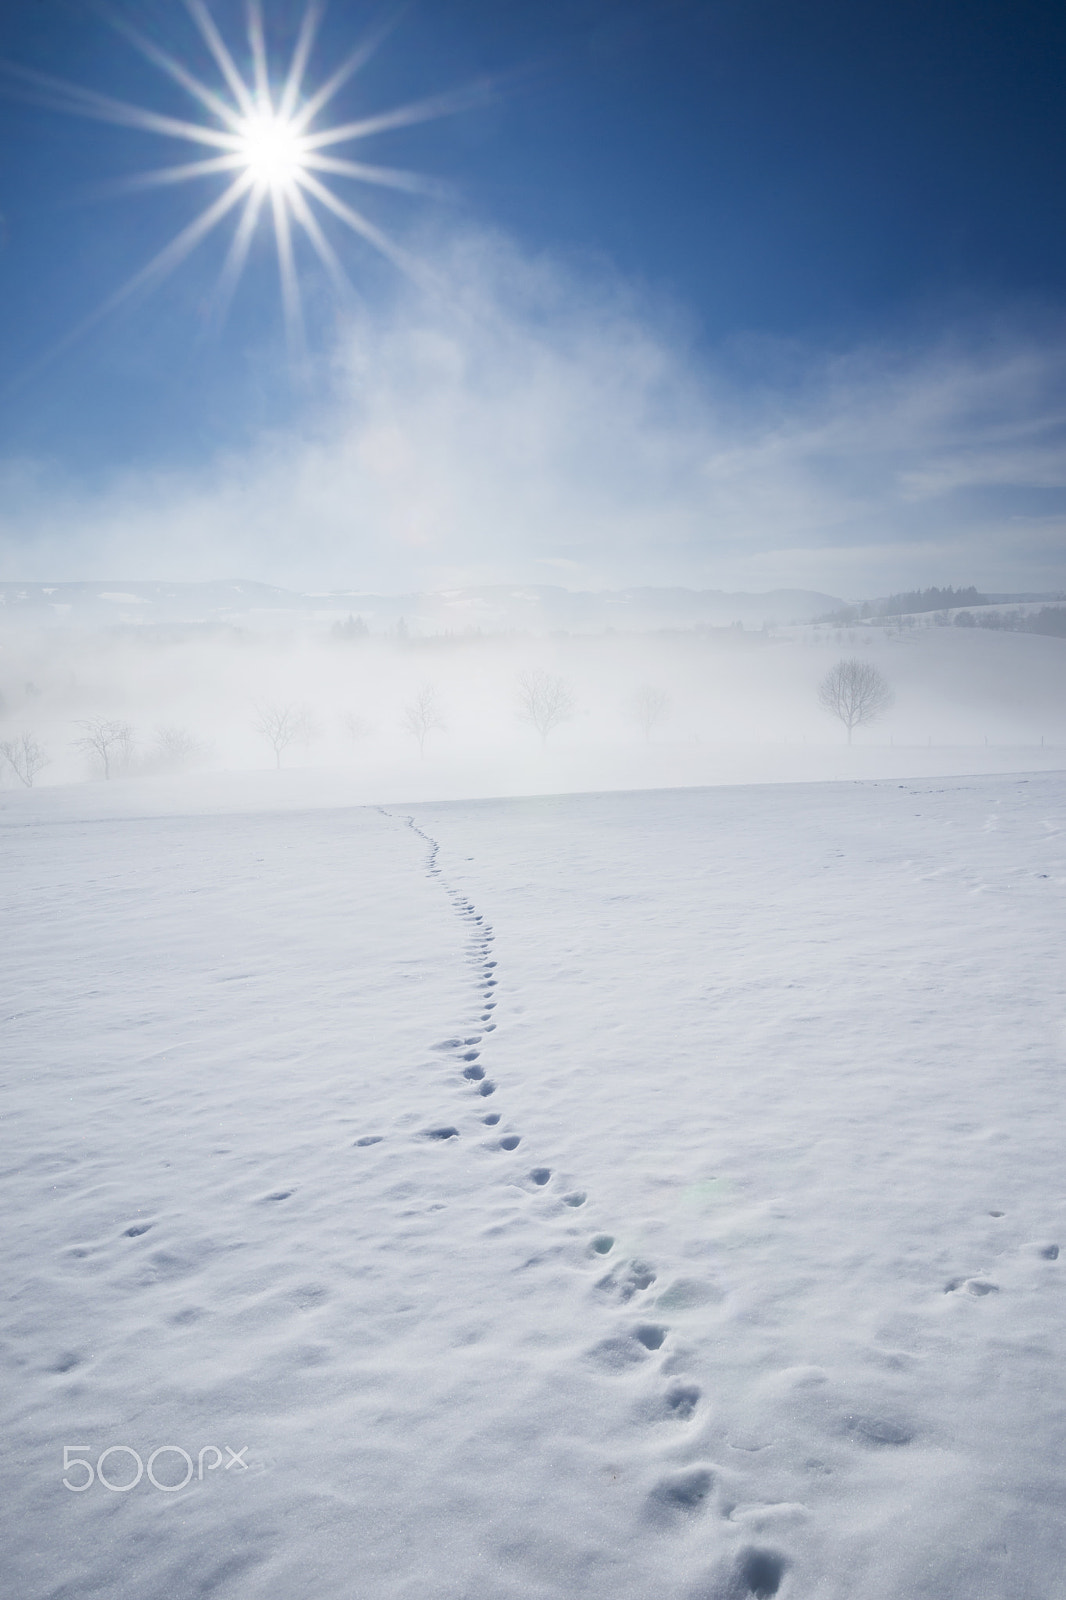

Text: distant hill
xmin=0 ymin=581 xmax=846 ymax=633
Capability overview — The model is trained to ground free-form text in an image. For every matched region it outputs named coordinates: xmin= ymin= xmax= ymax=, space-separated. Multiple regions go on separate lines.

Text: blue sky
xmin=1 ymin=0 xmax=1065 ymax=595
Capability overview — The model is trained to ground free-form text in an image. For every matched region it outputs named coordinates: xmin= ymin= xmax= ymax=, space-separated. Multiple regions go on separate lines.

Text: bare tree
xmin=628 ymin=685 xmax=670 ymax=743
xmin=515 ymin=670 xmax=575 ymax=747
xmin=253 ymin=702 xmax=316 ymax=769
xmin=818 ymin=659 xmax=893 ymax=744
xmin=341 ymin=711 xmax=372 ymax=744
xmin=73 ymin=718 xmax=135 ymax=779
xmin=0 ymin=732 xmax=49 ymax=787
xmin=402 ymin=685 xmax=445 ymax=757
xmin=147 ymin=725 xmax=213 ymax=774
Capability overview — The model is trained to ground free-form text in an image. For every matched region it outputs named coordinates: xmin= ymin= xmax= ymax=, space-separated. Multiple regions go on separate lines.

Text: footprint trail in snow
xmin=374 ymin=810 xmax=791 ymax=1591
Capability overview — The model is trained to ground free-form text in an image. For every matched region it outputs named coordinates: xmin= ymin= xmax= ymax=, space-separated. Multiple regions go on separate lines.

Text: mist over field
xmin=2 ymin=597 xmax=1065 ymax=802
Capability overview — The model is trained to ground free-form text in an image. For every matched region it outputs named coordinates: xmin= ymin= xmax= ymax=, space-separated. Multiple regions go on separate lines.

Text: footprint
xmin=586 ymin=1335 xmax=649 ymax=1371
xmin=460 ymin=1050 xmax=480 ymax=1062
xmin=499 ymin=1135 xmax=521 ymax=1151
xmin=123 ymin=1223 xmax=151 ymax=1237
xmin=944 ymin=1276 xmax=999 ymax=1295
xmin=1039 ymin=1243 xmax=1060 ymax=1260
xmin=529 ymin=1168 xmax=552 ymax=1186
xmin=590 ymin=1234 xmax=615 ymax=1255
xmin=477 ymin=1081 xmax=497 ymax=1097
xmin=462 ymin=1065 xmax=486 ymax=1080
xmin=664 ymin=1382 xmax=701 ymax=1420
xmin=354 ymin=1136 xmax=382 ymax=1147
xmin=49 ymin=1351 xmax=84 ymax=1374
xmin=598 ymin=1259 xmax=656 ymax=1300
xmin=733 ymin=1547 xmax=787 ymax=1598
xmin=632 ymin=1323 xmax=667 ymax=1350
xmin=842 ymin=1413 xmax=913 ymax=1445
xmin=423 ymin=1127 xmax=459 ymax=1141
xmin=647 ymin=1465 xmax=714 ymax=1517
xmin=562 ymin=1192 xmax=587 ymax=1207
xmin=482 ymin=1113 xmax=501 ymax=1126
xmin=262 ymin=1190 xmax=294 ymax=1202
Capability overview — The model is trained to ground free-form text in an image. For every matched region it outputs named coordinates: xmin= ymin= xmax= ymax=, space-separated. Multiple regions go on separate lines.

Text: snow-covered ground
xmin=2 ymin=771 xmax=1064 ymax=1599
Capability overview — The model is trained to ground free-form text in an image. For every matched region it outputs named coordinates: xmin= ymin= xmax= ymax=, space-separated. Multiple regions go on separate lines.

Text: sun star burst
xmin=4 ymin=0 xmax=486 ymax=365
xmin=237 ymin=111 xmax=307 ymax=188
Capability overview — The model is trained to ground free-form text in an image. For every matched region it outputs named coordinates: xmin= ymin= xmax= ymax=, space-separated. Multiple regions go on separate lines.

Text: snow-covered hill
xmin=2 ymin=773 xmax=1063 ymax=1599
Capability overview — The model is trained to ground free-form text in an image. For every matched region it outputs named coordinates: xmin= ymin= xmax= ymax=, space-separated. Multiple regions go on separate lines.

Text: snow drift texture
xmin=1 ymin=772 xmax=1064 ymax=1599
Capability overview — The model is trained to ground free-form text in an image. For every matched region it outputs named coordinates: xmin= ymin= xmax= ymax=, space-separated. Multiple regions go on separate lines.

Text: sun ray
xmin=289 ymin=11 xmax=402 ymax=133
xmin=246 ymin=0 xmax=272 ymax=111
xmin=278 ymin=0 xmax=324 ymax=120
xmin=302 ymin=152 xmax=449 ymax=197
xmin=89 ymin=153 xmax=247 ymax=199
xmin=183 ymin=0 xmax=256 ymax=117
xmin=207 ymin=185 xmax=267 ymax=331
xmin=102 ymin=172 xmax=256 ymax=309
xmin=1 ymin=62 xmax=241 ymax=150
xmin=271 ymin=186 xmax=306 ymax=361
xmin=103 ymin=12 xmax=243 ymax=131
xmin=287 ymin=183 xmax=353 ymax=298
xmin=295 ymin=168 xmax=423 ymax=281
xmin=300 ymin=81 xmax=492 ymax=151
xmin=9 ymin=173 xmax=255 ymax=392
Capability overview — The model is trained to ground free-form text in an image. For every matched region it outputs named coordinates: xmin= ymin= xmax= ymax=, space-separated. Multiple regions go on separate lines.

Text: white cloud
xmin=2 ymin=227 xmax=1066 ymax=597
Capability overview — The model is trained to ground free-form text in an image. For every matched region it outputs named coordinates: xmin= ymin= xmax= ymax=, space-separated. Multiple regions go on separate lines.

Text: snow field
xmin=1 ymin=772 xmax=1064 ymax=1599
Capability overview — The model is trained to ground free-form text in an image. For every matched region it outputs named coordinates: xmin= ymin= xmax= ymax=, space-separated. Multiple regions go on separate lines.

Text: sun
xmin=5 ymin=2 xmax=486 ymax=361
xmin=237 ymin=112 xmax=308 ymax=191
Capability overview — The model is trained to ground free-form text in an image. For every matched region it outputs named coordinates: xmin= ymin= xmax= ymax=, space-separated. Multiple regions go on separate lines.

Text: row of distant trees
xmin=0 ymin=721 xmax=212 ymax=786
xmin=256 ymin=671 xmax=669 ymax=766
xmin=817 ymin=587 xmax=987 ymax=626
xmin=0 ymin=659 xmax=895 ymax=784
xmin=952 ymin=606 xmax=1066 ymax=638
xmin=0 ymin=672 xmax=667 ymax=782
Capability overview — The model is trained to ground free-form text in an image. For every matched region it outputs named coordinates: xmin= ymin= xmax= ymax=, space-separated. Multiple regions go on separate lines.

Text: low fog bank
xmin=1 ymin=615 xmax=1064 ymax=808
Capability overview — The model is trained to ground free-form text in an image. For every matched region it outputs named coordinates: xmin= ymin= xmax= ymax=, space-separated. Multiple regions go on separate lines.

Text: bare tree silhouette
xmin=0 ymin=732 xmax=49 ymax=787
xmin=515 ymin=670 xmax=575 ymax=747
xmin=628 ymin=685 xmax=670 ymax=743
xmin=402 ymin=685 xmax=445 ymax=757
xmin=253 ymin=703 xmax=315 ymax=769
xmin=73 ymin=718 xmax=135 ymax=779
xmin=818 ymin=659 xmax=893 ymax=744
xmin=147 ymin=726 xmax=212 ymax=774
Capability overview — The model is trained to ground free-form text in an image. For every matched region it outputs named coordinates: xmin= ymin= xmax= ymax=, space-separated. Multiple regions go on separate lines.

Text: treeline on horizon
xmin=819 ymin=587 xmax=988 ymax=624
xmin=817 ymin=586 xmax=1066 ymax=637
xmin=953 ymin=606 xmax=1066 ymax=638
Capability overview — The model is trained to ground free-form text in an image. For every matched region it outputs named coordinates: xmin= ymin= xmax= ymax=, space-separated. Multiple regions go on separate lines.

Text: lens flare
xmin=237 ymin=112 xmax=306 ymax=190
xmin=3 ymin=3 xmax=488 ymax=366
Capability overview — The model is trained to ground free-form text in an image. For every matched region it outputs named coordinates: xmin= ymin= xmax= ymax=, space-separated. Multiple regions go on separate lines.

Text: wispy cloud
xmin=3 ymin=228 xmax=1066 ymax=596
